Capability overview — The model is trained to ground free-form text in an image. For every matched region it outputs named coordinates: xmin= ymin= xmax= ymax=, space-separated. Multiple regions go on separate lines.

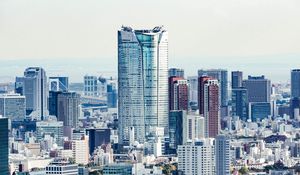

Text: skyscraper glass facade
xmin=118 ymin=26 xmax=168 ymax=144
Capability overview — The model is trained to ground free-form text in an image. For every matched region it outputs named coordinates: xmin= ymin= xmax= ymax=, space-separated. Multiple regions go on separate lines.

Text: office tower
xmin=178 ymin=139 xmax=215 ymax=175
xmin=231 ymin=88 xmax=248 ymax=121
xmin=187 ymin=76 xmax=198 ymax=107
xmin=107 ymin=82 xmax=117 ymax=108
xmin=169 ymin=110 xmax=185 ymax=153
xmin=231 ymin=71 xmax=243 ymax=89
xmin=290 ymin=70 xmax=300 ymax=119
xmin=168 ymin=68 xmax=184 ymax=78
xmin=0 ymin=93 xmax=26 ymax=121
xmin=57 ymin=92 xmax=80 ymax=128
xmin=15 ymin=67 xmax=49 ymax=120
xmin=249 ymin=102 xmax=271 ymax=122
xmin=198 ymin=69 xmax=228 ymax=117
xmin=199 ymin=77 xmax=220 ymax=138
xmin=216 ymin=135 xmax=231 ymax=175
xmin=49 ymin=76 xmax=69 ymax=92
xmin=169 ymin=77 xmax=189 ymax=111
xmin=118 ymin=26 xmax=168 ymax=144
xmin=84 ymin=75 xmax=98 ymax=97
xmin=290 ymin=97 xmax=300 ymax=119
xmin=291 ymin=69 xmax=300 ymax=98
xmin=86 ymin=128 xmax=111 ymax=154
xmin=0 ymin=117 xmax=9 ymax=175
xmin=243 ymin=75 xmax=271 ymax=103
xmin=36 ymin=120 xmax=63 ymax=146
xmin=49 ymin=91 xmax=62 ymax=116
xmin=72 ymin=135 xmax=89 ymax=165
xmin=46 ymin=159 xmax=78 ymax=175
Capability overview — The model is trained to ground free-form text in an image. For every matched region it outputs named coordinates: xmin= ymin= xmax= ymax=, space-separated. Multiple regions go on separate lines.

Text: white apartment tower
xmin=72 ymin=135 xmax=89 ymax=165
xmin=178 ymin=138 xmax=215 ymax=175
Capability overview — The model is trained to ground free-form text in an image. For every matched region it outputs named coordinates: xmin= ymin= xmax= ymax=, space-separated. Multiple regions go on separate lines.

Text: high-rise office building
xmin=178 ymin=139 xmax=215 ymax=175
xmin=290 ymin=97 xmax=300 ymax=119
xmin=0 ymin=93 xmax=26 ymax=121
xmin=49 ymin=91 xmax=62 ymax=117
xmin=36 ymin=120 xmax=64 ymax=146
xmin=231 ymin=71 xmax=243 ymax=89
xmin=291 ymin=69 xmax=300 ymax=98
xmin=49 ymin=76 xmax=69 ymax=92
xmin=86 ymin=128 xmax=111 ymax=154
xmin=199 ymin=78 xmax=220 ymax=138
xmin=249 ymin=102 xmax=271 ymax=122
xmin=107 ymin=82 xmax=117 ymax=108
xmin=290 ymin=70 xmax=300 ymax=118
xmin=169 ymin=110 xmax=185 ymax=153
xmin=169 ymin=77 xmax=188 ymax=111
xmin=0 ymin=116 xmax=9 ymax=175
xmin=198 ymin=69 xmax=228 ymax=107
xmin=84 ymin=75 xmax=98 ymax=97
xmin=15 ymin=67 xmax=49 ymax=120
xmin=243 ymin=75 xmax=271 ymax=103
xmin=216 ymin=135 xmax=231 ymax=175
xmin=187 ymin=76 xmax=198 ymax=107
xmin=57 ymin=92 xmax=80 ymax=128
xmin=168 ymin=68 xmax=184 ymax=78
xmin=231 ymin=88 xmax=248 ymax=121
xmin=118 ymin=26 xmax=168 ymax=144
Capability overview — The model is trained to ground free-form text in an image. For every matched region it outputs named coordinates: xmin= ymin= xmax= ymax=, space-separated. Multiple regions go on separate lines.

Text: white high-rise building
xmin=216 ymin=135 xmax=231 ymax=175
xmin=118 ymin=26 xmax=168 ymax=144
xmin=72 ymin=135 xmax=89 ymax=165
xmin=16 ymin=67 xmax=49 ymax=120
xmin=182 ymin=114 xmax=205 ymax=144
xmin=178 ymin=138 xmax=215 ymax=175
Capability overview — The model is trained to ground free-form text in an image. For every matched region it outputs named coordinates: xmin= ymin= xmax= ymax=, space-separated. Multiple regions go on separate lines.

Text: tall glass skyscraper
xmin=291 ymin=69 xmax=300 ymax=98
xmin=118 ymin=26 xmax=168 ymax=144
xmin=0 ymin=117 xmax=9 ymax=175
xmin=16 ymin=67 xmax=49 ymax=120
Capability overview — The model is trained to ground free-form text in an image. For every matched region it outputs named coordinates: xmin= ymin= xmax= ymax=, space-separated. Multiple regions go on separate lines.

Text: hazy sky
xmin=0 ymin=0 xmax=300 ymax=82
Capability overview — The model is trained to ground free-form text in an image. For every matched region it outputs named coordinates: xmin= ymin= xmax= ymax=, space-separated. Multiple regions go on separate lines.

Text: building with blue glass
xmin=0 ymin=117 xmax=9 ymax=175
xmin=249 ymin=102 xmax=271 ymax=122
xmin=118 ymin=26 xmax=168 ymax=145
xmin=231 ymin=88 xmax=248 ymax=121
xmin=168 ymin=110 xmax=186 ymax=154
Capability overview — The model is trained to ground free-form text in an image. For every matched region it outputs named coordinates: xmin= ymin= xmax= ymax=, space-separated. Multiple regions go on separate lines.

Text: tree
xmin=239 ymin=167 xmax=249 ymax=175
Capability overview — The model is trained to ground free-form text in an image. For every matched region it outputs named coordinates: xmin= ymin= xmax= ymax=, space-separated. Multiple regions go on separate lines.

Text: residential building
xmin=178 ymin=139 xmax=215 ymax=175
